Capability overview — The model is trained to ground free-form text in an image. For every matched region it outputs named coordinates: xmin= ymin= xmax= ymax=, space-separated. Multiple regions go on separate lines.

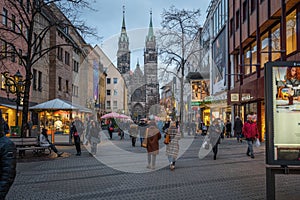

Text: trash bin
xmin=10 ymin=126 xmax=21 ymax=137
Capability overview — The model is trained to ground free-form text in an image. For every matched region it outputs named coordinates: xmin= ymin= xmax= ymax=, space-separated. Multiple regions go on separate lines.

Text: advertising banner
xmin=265 ymin=61 xmax=300 ymax=165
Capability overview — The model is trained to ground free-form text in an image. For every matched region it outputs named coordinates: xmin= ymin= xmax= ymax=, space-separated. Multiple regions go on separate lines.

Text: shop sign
xmin=191 ymin=101 xmax=201 ymax=106
xmin=231 ymin=93 xmax=239 ymax=102
xmin=241 ymin=93 xmax=252 ymax=101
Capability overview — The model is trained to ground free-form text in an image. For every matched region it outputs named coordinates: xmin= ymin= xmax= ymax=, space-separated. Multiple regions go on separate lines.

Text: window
xmin=65 ymin=80 xmax=69 ymax=93
xmin=18 ymin=49 xmax=22 ymax=65
xmin=2 ymin=8 xmax=8 ymax=26
xmin=38 ymin=71 xmax=42 ymax=91
xmin=58 ymin=77 xmax=62 ymax=91
xmin=107 ymin=78 xmax=111 ymax=84
xmin=114 ymin=89 xmax=118 ymax=96
xmin=72 ymin=84 xmax=78 ymax=97
xmin=18 ymin=21 xmax=23 ymax=33
xmin=65 ymin=51 xmax=70 ymax=65
xmin=1 ymin=74 xmax=6 ymax=89
xmin=33 ymin=69 xmax=37 ymax=90
xmin=271 ymin=24 xmax=281 ymax=61
xmin=106 ymin=90 xmax=111 ymax=96
xmin=236 ymin=10 xmax=240 ymax=30
xmin=243 ymin=1 xmax=247 ymax=22
xmin=113 ymin=78 xmax=118 ymax=84
xmin=57 ymin=47 xmax=63 ymax=61
xmin=11 ymin=14 xmax=16 ymax=31
xmin=286 ymin=9 xmax=297 ymax=55
xmin=11 ymin=45 xmax=16 ymax=62
xmin=26 ymin=0 xmax=30 ymax=12
xmin=106 ymin=101 xmax=111 ymax=109
xmin=73 ymin=60 xmax=79 ymax=72
xmin=243 ymin=47 xmax=251 ymax=75
xmin=1 ymin=41 xmax=7 ymax=58
xmin=251 ymin=0 xmax=256 ymax=13
xmin=260 ymin=32 xmax=269 ymax=68
xmin=251 ymin=42 xmax=257 ymax=73
xmin=113 ymin=101 xmax=118 ymax=110
xmin=230 ymin=18 xmax=234 ymax=36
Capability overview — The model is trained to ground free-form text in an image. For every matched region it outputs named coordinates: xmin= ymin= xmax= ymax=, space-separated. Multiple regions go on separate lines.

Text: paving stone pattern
xmin=6 ymin=132 xmax=300 ymax=200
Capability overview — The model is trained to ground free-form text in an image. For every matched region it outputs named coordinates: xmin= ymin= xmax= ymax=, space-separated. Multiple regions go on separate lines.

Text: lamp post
xmin=1 ymin=70 xmax=25 ymax=128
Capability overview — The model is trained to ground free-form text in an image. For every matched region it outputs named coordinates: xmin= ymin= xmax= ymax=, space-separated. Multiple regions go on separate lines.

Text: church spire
xmin=146 ymin=9 xmax=155 ymax=42
xmin=120 ymin=5 xmax=129 ymax=42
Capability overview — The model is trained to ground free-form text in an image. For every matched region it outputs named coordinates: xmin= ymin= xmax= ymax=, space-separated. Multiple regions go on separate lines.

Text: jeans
xmin=74 ymin=136 xmax=81 ymax=154
xmin=246 ymin=139 xmax=254 ymax=156
xmin=168 ymin=155 xmax=175 ymax=164
xmin=147 ymin=153 xmax=156 ymax=167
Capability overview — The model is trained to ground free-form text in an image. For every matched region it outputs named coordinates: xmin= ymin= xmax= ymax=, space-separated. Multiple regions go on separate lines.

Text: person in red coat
xmin=242 ymin=115 xmax=259 ymax=158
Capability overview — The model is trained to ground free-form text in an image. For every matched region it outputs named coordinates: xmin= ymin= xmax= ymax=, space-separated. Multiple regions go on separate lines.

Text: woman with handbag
xmin=88 ymin=120 xmax=101 ymax=155
xmin=165 ymin=121 xmax=181 ymax=170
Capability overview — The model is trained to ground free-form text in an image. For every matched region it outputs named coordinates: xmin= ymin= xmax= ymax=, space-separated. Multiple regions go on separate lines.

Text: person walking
xmin=39 ymin=128 xmax=63 ymax=157
xmin=88 ymin=120 xmax=101 ymax=155
xmin=209 ymin=119 xmax=222 ymax=160
xmin=129 ymin=122 xmax=139 ymax=147
xmin=225 ymin=119 xmax=232 ymax=138
xmin=0 ymin=110 xmax=16 ymax=200
xmin=108 ymin=121 xmax=114 ymax=140
xmin=71 ymin=116 xmax=84 ymax=156
xmin=234 ymin=116 xmax=243 ymax=143
xmin=138 ymin=119 xmax=148 ymax=146
xmin=165 ymin=121 xmax=181 ymax=170
xmin=145 ymin=116 xmax=161 ymax=170
xmin=243 ymin=114 xmax=259 ymax=159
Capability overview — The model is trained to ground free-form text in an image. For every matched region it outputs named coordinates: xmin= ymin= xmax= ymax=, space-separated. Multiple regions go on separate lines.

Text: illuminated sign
xmin=265 ymin=61 xmax=300 ymax=165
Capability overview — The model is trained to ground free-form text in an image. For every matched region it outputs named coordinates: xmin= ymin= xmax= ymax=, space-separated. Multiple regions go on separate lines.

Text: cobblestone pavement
xmin=6 ymin=132 xmax=300 ymax=200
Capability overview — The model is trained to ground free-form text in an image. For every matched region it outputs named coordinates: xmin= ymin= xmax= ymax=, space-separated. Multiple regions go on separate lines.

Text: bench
xmin=10 ymin=137 xmax=51 ymax=157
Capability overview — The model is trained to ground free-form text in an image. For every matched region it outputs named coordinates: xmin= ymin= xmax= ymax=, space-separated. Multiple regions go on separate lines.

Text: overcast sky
xmin=80 ymin=0 xmax=211 ymax=68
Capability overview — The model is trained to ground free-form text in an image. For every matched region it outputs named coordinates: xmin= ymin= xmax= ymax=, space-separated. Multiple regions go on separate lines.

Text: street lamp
xmin=1 ymin=70 xmax=25 ymax=128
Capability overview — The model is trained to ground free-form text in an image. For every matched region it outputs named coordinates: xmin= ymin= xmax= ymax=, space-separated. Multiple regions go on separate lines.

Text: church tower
xmin=144 ymin=11 xmax=159 ymax=113
xmin=117 ymin=6 xmax=130 ymax=74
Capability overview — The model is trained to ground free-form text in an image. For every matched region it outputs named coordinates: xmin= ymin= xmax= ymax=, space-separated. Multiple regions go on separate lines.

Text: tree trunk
xmin=21 ymin=67 xmax=32 ymax=138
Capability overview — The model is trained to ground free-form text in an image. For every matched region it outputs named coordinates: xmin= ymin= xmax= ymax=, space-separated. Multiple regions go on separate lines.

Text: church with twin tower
xmin=117 ymin=8 xmax=159 ymax=120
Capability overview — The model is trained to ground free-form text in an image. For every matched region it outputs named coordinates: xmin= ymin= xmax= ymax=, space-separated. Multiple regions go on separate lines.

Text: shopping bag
xmin=255 ymin=138 xmax=261 ymax=147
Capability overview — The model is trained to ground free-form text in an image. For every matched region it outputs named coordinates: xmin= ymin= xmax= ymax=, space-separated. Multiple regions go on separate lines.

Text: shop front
xmin=228 ymin=77 xmax=265 ymax=141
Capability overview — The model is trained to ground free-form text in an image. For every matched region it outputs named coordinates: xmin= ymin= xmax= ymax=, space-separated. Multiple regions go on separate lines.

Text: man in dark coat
xmin=233 ymin=116 xmax=243 ymax=142
xmin=0 ymin=110 xmax=17 ymax=199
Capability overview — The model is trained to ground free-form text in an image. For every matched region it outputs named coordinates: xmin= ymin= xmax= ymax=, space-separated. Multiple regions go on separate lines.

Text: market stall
xmin=30 ymin=98 xmax=92 ymax=144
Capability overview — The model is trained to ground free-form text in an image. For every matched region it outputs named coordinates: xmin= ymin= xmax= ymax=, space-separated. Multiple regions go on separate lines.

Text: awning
xmin=186 ymin=71 xmax=210 ymax=82
xmin=29 ymin=98 xmax=78 ymax=110
xmin=29 ymin=98 xmax=93 ymax=113
xmin=0 ymin=103 xmax=23 ymax=111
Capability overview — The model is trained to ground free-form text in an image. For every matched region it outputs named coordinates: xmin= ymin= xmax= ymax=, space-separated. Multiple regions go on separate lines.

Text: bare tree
xmin=157 ymin=6 xmax=202 ymax=133
xmin=0 ymin=0 xmax=98 ymax=137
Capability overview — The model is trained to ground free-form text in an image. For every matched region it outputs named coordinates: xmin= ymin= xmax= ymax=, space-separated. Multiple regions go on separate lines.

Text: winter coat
xmin=0 ymin=135 xmax=17 ymax=199
xmin=129 ymin=124 xmax=139 ymax=137
xmin=233 ymin=118 xmax=243 ymax=134
xmin=166 ymin=125 xmax=181 ymax=159
xmin=39 ymin=134 xmax=51 ymax=147
xmin=89 ymin=125 xmax=101 ymax=144
xmin=242 ymin=121 xmax=258 ymax=140
xmin=146 ymin=122 xmax=161 ymax=155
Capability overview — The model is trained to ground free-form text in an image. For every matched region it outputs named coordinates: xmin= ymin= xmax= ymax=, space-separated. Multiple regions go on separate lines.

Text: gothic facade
xmin=117 ymin=9 xmax=159 ymax=120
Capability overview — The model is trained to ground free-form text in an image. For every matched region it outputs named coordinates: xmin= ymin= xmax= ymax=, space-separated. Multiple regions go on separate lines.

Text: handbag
xmin=164 ymin=133 xmax=170 ymax=145
xmin=141 ymin=128 xmax=148 ymax=148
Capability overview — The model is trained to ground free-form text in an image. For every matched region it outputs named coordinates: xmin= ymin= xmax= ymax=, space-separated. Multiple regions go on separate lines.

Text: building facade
xmin=228 ymin=0 xmax=300 ymax=140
